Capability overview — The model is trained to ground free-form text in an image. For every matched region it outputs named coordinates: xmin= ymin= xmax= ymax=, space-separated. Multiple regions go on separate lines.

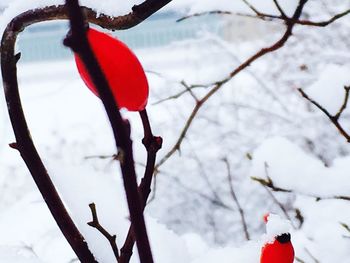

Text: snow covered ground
xmin=1 ymin=0 xmax=350 ymax=262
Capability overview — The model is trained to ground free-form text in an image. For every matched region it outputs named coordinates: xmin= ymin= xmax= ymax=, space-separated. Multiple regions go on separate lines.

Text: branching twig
xmin=273 ymin=0 xmax=288 ymax=18
xmin=118 ymin=110 xmax=162 ymax=263
xmin=176 ymin=3 xmax=350 ymax=28
xmin=64 ymin=0 xmax=156 ymax=262
xmin=155 ymin=0 xmax=309 ymax=171
xmin=88 ymin=203 xmax=120 ymax=261
xmin=223 ymin=158 xmax=250 ymax=240
xmin=262 ymin=163 xmax=296 ymax=229
xmin=251 ymin=176 xmax=350 ymax=202
xmin=1 ymin=0 xmax=172 ymax=261
xmin=298 ymin=87 xmax=350 ymax=142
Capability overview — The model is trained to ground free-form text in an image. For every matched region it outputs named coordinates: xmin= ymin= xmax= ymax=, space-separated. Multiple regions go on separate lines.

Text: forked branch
xmin=298 ymin=86 xmax=350 ymax=142
xmin=64 ymin=0 xmax=154 ymax=262
xmin=88 ymin=203 xmax=120 ymax=261
xmin=1 ymin=0 xmax=172 ymax=262
xmin=155 ymin=0 xmax=309 ymax=171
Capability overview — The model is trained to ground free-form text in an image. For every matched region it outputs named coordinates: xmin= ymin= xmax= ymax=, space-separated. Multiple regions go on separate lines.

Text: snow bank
xmin=250 ymin=137 xmax=350 ymax=198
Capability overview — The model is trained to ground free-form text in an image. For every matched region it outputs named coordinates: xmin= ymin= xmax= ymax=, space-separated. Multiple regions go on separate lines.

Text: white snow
xmin=1 ymin=0 xmax=350 ymax=262
xmin=250 ymin=137 xmax=350 ymax=198
xmin=265 ymin=214 xmax=292 ymax=243
xmin=0 ymin=0 xmax=143 ymax=34
xmin=0 ymin=246 xmax=42 ymax=263
xmin=305 ymin=64 xmax=350 ymax=115
xmin=166 ymin=0 xmax=298 ymax=17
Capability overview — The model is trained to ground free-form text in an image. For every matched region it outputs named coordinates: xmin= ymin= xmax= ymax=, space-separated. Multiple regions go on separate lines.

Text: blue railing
xmin=17 ymin=12 xmax=224 ymax=63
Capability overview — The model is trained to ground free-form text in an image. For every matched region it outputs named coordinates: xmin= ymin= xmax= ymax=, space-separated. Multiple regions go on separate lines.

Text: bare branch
xmin=1 ymin=0 xmax=172 ymax=260
xmin=298 ymin=87 xmax=350 ymax=142
xmin=335 ymin=86 xmax=350 ymax=120
xmin=176 ymin=6 xmax=350 ymax=28
xmin=223 ymin=158 xmax=250 ymax=240
xmin=297 ymin=9 xmax=350 ymax=27
xmin=88 ymin=203 xmax=120 ymax=261
xmin=241 ymin=0 xmax=261 ymax=16
xmin=262 ymin=163 xmax=296 ymax=229
xmin=64 ymin=0 xmax=156 ymax=262
xmin=176 ymin=10 xmax=232 ymax=22
xmin=119 ymin=110 xmax=162 ymax=263
xmin=152 ymin=82 xmax=209 ymax=105
xmin=273 ymin=0 xmax=288 ymax=18
xmin=155 ymin=0 xmax=309 ymax=170
xmin=252 ymin=176 xmax=350 ymax=202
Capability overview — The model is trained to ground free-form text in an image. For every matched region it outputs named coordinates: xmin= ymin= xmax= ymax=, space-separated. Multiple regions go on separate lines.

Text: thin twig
xmin=223 ymin=158 xmax=250 ymax=240
xmin=263 ymin=163 xmax=296 ymax=229
xmin=88 ymin=203 xmax=120 ymax=261
xmin=176 ymin=10 xmax=232 ymax=22
xmin=152 ymin=82 xmax=209 ymax=105
xmin=176 ymin=5 xmax=350 ymax=28
xmin=298 ymin=87 xmax=350 ymax=142
xmin=119 ymin=110 xmax=162 ymax=263
xmin=64 ymin=1 xmax=155 ymax=262
xmin=273 ymin=0 xmax=288 ymax=18
xmin=251 ymin=176 xmax=350 ymax=201
xmin=1 ymin=0 xmax=173 ymax=261
xmin=155 ymin=0 xmax=309 ymax=171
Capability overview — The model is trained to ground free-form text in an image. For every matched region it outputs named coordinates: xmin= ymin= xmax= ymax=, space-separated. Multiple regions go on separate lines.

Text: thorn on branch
xmin=298 ymin=87 xmax=350 ymax=142
xmin=15 ymin=52 xmax=21 ymax=63
xmin=9 ymin=142 xmax=19 ymax=150
xmin=88 ymin=203 xmax=120 ymax=261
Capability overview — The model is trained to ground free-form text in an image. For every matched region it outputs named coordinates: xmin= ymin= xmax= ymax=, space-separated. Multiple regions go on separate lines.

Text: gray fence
xmin=17 ymin=12 xmax=224 ymax=63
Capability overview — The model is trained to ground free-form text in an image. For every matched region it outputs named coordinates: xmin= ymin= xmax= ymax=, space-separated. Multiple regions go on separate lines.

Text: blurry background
xmin=1 ymin=1 xmax=350 ymax=262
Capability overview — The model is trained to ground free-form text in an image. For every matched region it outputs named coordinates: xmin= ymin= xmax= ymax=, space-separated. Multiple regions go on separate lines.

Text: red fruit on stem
xmin=261 ymin=214 xmax=295 ymax=263
xmin=74 ymin=28 xmax=149 ymax=111
xmin=260 ymin=235 xmax=295 ymax=263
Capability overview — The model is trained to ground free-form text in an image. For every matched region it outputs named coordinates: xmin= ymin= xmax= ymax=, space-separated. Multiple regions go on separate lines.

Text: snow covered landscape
xmin=1 ymin=0 xmax=350 ymax=262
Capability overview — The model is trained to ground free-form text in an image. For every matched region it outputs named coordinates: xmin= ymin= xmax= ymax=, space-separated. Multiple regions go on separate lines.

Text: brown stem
xmin=251 ymin=176 xmax=350 ymax=201
xmin=223 ymin=158 xmax=250 ymax=240
xmin=1 ymin=8 xmax=98 ymax=263
xmin=88 ymin=203 xmax=120 ymax=261
xmin=64 ymin=1 xmax=155 ymax=262
xmin=155 ymin=0 xmax=309 ymax=170
xmin=1 ymin=0 xmax=172 ymax=261
xmin=119 ymin=110 xmax=162 ymax=263
xmin=298 ymin=87 xmax=350 ymax=142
